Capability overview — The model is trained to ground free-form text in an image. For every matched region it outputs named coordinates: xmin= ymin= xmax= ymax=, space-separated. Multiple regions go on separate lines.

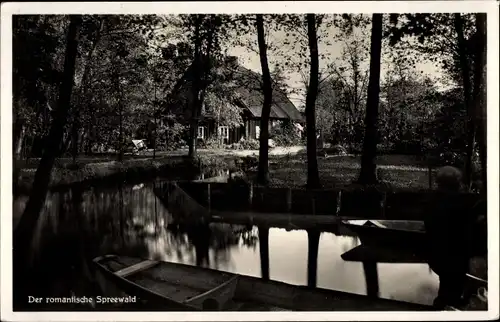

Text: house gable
xmin=163 ymin=57 xmax=304 ymax=124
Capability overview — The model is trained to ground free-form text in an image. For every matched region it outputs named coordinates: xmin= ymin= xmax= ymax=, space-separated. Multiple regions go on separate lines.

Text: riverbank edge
xmin=14 ymin=155 xmax=234 ymax=196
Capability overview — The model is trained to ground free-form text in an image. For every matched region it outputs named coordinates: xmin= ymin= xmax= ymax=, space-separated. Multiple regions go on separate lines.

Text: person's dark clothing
xmin=434 ymin=272 xmax=468 ymax=309
xmin=424 ymin=193 xmax=472 ymax=308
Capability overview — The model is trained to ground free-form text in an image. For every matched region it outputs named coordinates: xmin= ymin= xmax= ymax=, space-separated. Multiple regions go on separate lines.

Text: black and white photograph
xmin=1 ymin=1 xmax=498 ymax=321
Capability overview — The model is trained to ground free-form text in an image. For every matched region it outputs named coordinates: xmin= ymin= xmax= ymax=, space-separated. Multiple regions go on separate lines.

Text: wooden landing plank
xmin=341 ymin=245 xmax=488 ymax=291
xmin=115 ymin=260 xmax=160 ymax=278
xmin=341 ymin=244 xmax=427 ymax=263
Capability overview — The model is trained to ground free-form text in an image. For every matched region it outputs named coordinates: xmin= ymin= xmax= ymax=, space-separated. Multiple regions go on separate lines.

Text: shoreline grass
xmin=14 ymin=151 xmax=438 ymax=195
xmin=14 ymin=155 xmax=232 ymax=196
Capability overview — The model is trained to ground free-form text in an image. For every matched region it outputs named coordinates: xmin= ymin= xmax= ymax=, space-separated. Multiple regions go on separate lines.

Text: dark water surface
xmin=12 ymin=179 xmax=439 ymax=310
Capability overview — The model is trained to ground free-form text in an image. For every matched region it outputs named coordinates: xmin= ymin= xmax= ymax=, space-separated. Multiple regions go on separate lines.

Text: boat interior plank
xmin=115 ymin=260 xmax=159 ymax=278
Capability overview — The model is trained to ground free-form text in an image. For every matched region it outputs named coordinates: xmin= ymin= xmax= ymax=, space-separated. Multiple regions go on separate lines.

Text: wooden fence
xmin=156 ymin=181 xmax=486 ymax=221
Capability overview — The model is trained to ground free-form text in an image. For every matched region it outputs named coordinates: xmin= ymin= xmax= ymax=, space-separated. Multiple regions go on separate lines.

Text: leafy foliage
xmin=12 ymin=13 xmax=485 ymax=191
xmin=270 ymin=120 xmax=302 ymax=147
xmin=386 ymin=13 xmax=477 ymax=88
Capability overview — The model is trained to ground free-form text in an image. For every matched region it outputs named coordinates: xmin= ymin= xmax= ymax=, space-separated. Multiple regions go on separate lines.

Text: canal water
xmin=12 ymin=179 xmax=439 ymax=310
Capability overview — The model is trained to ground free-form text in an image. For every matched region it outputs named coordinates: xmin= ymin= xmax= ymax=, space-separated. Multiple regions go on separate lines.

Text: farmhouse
xmin=163 ymin=56 xmax=305 ymax=145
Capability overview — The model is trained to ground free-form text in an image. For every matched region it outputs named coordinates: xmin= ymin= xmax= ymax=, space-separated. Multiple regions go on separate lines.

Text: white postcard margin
xmin=1 ymin=1 xmax=498 ymax=321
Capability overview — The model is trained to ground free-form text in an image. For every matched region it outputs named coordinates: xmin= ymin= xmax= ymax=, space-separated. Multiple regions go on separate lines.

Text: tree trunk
xmin=85 ymin=130 xmax=92 ymax=155
xmin=188 ymin=118 xmax=198 ymax=158
xmin=62 ymin=131 xmax=72 ymax=154
xmin=454 ymin=13 xmax=475 ymax=190
xmin=13 ymin=120 xmax=25 ymax=195
xmin=353 ymin=65 xmax=359 ymax=117
xmin=79 ymin=129 xmax=87 ymax=153
xmin=191 ymin=17 xmax=217 ymax=159
xmin=153 ymin=84 xmax=157 ymax=159
xmin=256 ymin=14 xmax=272 ymax=186
xmin=153 ymin=121 xmax=156 ymax=159
xmin=118 ymin=83 xmax=124 ymax=161
xmin=307 ymin=230 xmax=320 ymax=288
xmin=188 ymin=100 xmax=200 ymax=161
xmin=14 ymin=123 xmax=25 ymax=158
xmin=358 ymin=14 xmax=383 ymax=185
xmin=14 ymin=15 xmax=81 ymax=269
xmin=72 ymin=19 xmax=102 ymax=164
xmin=71 ymin=108 xmax=80 ymax=161
xmin=258 ymin=226 xmax=270 ymax=280
xmin=305 ymin=14 xmax=321 ymax=188
xmin=188 ymin=17 xmax=203 ymax=160
xmin=473 ymin=13 xmax=487 ymax=193
xmin=113 ymin=62 xmax=125 ymax=162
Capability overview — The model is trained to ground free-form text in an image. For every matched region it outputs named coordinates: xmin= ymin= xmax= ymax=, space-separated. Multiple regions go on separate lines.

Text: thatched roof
xmin=164 ymin=57 xmax=304 ymax=123
xmin=231 ymin=66 xmax=304 ymax=122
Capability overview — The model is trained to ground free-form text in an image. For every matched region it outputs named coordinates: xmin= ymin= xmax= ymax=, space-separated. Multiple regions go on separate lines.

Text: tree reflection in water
xmin=307 ymin=229 xmax=321 ymax=288
xmin=258 ymin=226 xmax=270 ymax=281
xmin=12 ymin=181 xmax=257 ymax=309
xmin=12 ymin=180 xmax=437 ymax=310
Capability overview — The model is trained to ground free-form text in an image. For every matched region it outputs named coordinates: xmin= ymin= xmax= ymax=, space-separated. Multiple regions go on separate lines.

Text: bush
xmin=238 ymin=155 xmax=258 ymax=171
xmin=376 ymin=143 xmax=394 ymax=155
xmin=204 ymin=136 xmax=222 ymax=149
xmin=349 ymin=142 xmax=363 ymax=155
xmin=161 ymin=122 xmax=187 ymax=151
xmin=270 ymin=121 xmax=302 ymax=147
xmin=240 ymin=139 xmax=259 ymax=150
xmin=327 ymin=144 xmax=348 ymax=156
xmin=227 ymin=142 xmax=244 ymax=150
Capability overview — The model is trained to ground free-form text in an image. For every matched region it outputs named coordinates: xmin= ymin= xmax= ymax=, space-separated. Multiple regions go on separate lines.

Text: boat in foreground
xmin=93 ymin=254 xmax=433 ymax=311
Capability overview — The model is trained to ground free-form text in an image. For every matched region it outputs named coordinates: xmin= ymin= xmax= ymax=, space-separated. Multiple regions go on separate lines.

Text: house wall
xmin=197 ymin=120 xmax=244 ymax=144
xmin=199 ymin=118 xmax=254 ymax=144
xmin=198 ymin=118 xmax=294 ymax=144
xmin=247 ymin=119 xmax=258 ymax=140
xmin=230 ymin=126 xmax=245 ymax=144
xmin=246 ymin=119 xmax=279 ymax=141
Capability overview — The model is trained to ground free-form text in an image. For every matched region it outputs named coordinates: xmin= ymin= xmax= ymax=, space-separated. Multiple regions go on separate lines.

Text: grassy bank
xmin=255 ymin=154 xmax=435 ymax=192
xmin=14 ymin=151 xmax=437 ymax=195
xmin=14 ymin=154 xmax=233 ymax=195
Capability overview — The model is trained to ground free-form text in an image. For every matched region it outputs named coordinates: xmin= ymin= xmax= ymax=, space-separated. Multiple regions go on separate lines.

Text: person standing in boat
xmin=424 ymin=166 xmax=473 ymax=309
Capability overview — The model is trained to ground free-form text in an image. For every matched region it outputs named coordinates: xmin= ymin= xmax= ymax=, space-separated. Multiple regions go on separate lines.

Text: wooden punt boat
xmin=342 ymin=219 xmax=486 ymax=257
xmin=342 ymin=220 xmax=427 ymax=255
xmin=93 ymin=254 xmax=433 ymax=311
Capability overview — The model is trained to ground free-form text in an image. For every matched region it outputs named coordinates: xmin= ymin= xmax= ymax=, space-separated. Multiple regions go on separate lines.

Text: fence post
xmin=207 ymin=183 xmax=211 ymax=212
xmin=311 ymin=195 xmax=316 ymax=216
xmin=286 ymin=188 xmax=292 ymax=213
xmin=381 ymin=192 xmax=387 ymax=219
xmin=248 ymin=183 xmax=253 ymax=210
xmin=336 ymin=190 xmax=342 ymax=217
xmin=428 ymin=165 xmax=433 ymax=190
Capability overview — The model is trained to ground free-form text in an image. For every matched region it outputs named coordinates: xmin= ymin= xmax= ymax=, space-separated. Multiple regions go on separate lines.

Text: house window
xmin=197 ymin=126 xmax=205 ymax=139
xmin=218 ymin=126 xmax=229 ymax=140
xmin=255 ymin=125 xmax=260 ymax=139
